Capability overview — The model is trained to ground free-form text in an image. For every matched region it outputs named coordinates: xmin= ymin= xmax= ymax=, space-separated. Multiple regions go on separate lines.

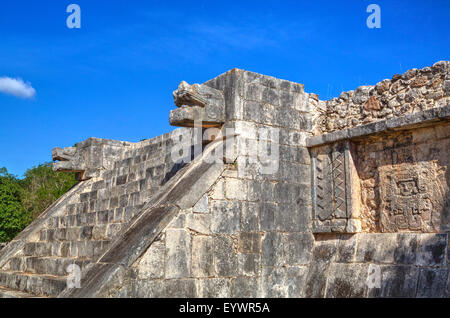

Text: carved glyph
xmin=379 ymin=163 xmax=442 ymax=232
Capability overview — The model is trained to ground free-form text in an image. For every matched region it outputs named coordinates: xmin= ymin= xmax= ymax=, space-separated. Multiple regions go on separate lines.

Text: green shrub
xmin=0 ymin=168 xmax=30 ymax=242
xmin=21 ymin=163 xmax=78 ymax=220
xmin=0 ymin=164 xmax=78 ymax=242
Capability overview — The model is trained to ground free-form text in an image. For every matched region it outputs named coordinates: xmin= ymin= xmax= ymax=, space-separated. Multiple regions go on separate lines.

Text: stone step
xmin=0 ymin=285 xmax=45 ymax=298
xmin=0 ymin=271 xmax=67 ymax=297
xmin=23 ymin=240 xmax=111 ymax=258
xmin=38 ymin=224 xmax=122 ymax=243
xmin=46 ymin=212 xmax=114 ymax=229
xmin=23 ymin=242 xmax=53 ymax=257
xmin=45 ymin=208 xmax=135 ymax=230
xmin=39 ymin=226 xmax=94 ymax=241
xmin=7 ymin=256 xmax=89 ymax=276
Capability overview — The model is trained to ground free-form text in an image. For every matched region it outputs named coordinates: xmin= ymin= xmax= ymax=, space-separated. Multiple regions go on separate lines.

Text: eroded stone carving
xmin=380 ymin=163 xmax=442 ymax=232
xmin=52 ymin=138 xmax=131 ymax=180
xmin=52 ymin=146 xmax=86 ymax=181
xmin=311 ymin=141 xmax=361 ymax=233
xmin=353 ymin=122 xmax=450 ymax=233
xmin=170 ymin=81 xmax=225 ymax=128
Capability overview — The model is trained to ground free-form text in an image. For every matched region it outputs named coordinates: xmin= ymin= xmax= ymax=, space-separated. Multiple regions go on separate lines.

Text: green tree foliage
xmin=0 ymin=164 xmax=78 ymax=242
xmin=0 ymin=168 xmax=30 ymax=242
xmin=21 ymin=163 xmax=78 ymax=220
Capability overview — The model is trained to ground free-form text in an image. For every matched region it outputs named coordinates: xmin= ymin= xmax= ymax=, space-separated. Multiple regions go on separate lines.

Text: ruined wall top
xmin=314 ymin=61 xmax=450 ymax=135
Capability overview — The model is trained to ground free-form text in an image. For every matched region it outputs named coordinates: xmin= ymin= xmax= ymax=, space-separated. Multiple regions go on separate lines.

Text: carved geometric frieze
xmin=310 ymin=140 xmax=361 ymax=233
xmin=308 ymin=111 xmax=450 ymax=234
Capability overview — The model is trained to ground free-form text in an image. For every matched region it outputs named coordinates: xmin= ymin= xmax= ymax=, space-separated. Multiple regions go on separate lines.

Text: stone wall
xmin=304 ymin=232 xmax=448 ymax=297
xmin=316 ymin=61 xmax=450 ymax=134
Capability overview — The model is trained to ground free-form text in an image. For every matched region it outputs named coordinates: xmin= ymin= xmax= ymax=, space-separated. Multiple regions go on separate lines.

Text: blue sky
xmin=0 ymin=0 xmax=449 ymax=177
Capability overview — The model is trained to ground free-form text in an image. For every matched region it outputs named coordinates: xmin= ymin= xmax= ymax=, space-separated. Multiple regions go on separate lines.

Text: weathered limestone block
xmin=261 ymin=266 xmax=308 ymax=298
xmin=303 ymin=237 xmax=339 ymax=298
xmin=416 ymin=268 xmax=449 ymax=297
xmin=238 ymin=232 xmax=261 ymax=254
xmin=198 ymin=278 xmax=231 ymax=298
xmin=261 ymin=231 xmax=283 ymax=267
xmin=130 ymin=280 xmax=164 ymax=298
xmin=211 ymin=200 xmax=240 ymax=234
xmin=444 ymin=80 xmax=450 ymax=95
xmin=355 ymin=233 xmax=397 ymax=264
xmin=191 ymin=236 xmax=214 ymax=277
xmin=224 ymin=177 xmax=247 ymax=200
xmin=237 ymin=253 xmax=260 ymax=276
xmin=335 ymin=234 xmax=358 ymax=263
xmin=353 ymin=86 xmax=373 ymax=104
xmin=170 ymin=81 xmax=225 ymax=128
xmin=394 ymin=233 xmax=418 ymax=265
xmin=281 ymin=233 xmax=314 ymax=266
xmin=325 ymin=263 xmax=368 ymax=297
xmin=375 ymin=265 xmax=419 ymax=297
xmin=416 ymin=234 xmax=447 ymax=266
xmin=164 ymin=279 xmax=197 ymax=298
xmin=134 ymin=241 xmax=165 ymax=279
xmin=230 ymin=277 xmax=260 ymax=298
xmin=364 ymin=96 xmax=381 ymax=111
xmin=209 ymin=178 xmax=225 ymax=200
xmin=165 ymin=229 xmax=191 ymax=279
xmin=193 ymin=195 xmax=209 ymax=213
xmin=241 ymin=202 xmax=259 ymax=232
xmin=186 ymin=213 xmax=211 ymax=235
xmin=214 ymin=235 xmax=237 ymax=277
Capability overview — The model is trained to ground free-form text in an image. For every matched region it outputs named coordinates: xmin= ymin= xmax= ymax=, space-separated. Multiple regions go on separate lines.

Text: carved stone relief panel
xmin=310 ymin=122 xmax=450 ymax=234
xmin=379 ymin=163 xmax=441 ymax=232
xmin=311 ymin=141 xmax=361 ymax=233
xmin=355 ymin=124 xmax=450 ymax=233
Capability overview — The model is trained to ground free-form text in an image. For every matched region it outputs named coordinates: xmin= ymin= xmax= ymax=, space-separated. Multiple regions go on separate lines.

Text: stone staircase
xmin=0 ymin=188 xmax=135 ymax=297
xmin=0 ymin=130 xmax=193 ymax=298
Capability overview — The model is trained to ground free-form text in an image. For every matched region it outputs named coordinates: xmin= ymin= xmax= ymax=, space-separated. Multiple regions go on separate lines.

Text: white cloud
xmin=0 ymin=77 xmax=36 ymax=99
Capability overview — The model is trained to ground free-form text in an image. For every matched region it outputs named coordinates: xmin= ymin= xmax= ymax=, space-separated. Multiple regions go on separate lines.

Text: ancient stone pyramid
xmin=0 ymin=64 xmax=449 ymax=298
